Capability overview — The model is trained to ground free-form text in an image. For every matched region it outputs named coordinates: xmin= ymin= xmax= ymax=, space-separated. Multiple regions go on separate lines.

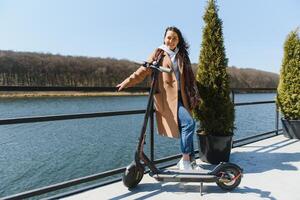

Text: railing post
xmin=150 ymin=102 xmax=154 ymax=162
xmin=231 ymin=90 xmax=235 ymax=103
xmin=275 ymin=94 xmax=279 ymax=135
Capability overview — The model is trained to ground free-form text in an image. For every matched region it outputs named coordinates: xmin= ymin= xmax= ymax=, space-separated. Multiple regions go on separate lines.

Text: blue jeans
xmin=178 ymin=100 xmax=195 ymax=159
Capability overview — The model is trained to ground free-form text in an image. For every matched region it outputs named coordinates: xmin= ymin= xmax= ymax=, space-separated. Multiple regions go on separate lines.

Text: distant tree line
xmin=0 ymin=50 xmax=278 ymax=88
xmin=226 ymin=66 xmax=279 ymax=88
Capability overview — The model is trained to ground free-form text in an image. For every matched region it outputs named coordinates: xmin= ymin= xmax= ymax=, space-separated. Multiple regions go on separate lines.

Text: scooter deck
xmin=150 ymin=169 xmax=217 ymax=183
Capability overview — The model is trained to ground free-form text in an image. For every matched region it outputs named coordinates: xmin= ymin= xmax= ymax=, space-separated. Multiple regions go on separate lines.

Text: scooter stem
xmin=136 ymin=70 xmax=158 ymax=154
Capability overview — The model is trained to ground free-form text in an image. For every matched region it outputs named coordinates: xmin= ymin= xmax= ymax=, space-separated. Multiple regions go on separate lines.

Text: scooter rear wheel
xmin=216 ymin=165 xmax=242 ymax=191
xmin=122 ymin=162 xmax=144 ymax=188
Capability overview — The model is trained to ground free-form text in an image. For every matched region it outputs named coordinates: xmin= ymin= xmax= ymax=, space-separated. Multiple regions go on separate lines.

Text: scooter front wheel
xmin=122 ymin=161 xmax=144 ymax=189
xmin=216 ymin=165 xmax=242 ymax=191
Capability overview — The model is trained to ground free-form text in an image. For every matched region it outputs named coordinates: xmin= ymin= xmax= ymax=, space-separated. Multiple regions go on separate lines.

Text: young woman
xmin=117 ymin=26 xmax=198 ymax=170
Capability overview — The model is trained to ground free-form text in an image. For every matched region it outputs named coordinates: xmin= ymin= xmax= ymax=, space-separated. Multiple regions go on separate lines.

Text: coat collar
xmin=162 ymin=51 xmax=183 ymax=73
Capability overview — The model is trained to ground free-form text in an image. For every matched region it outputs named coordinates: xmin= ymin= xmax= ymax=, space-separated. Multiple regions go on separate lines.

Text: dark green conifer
xmin=194 ymin=0 xmax=234 ymax=135
xmin=277 ymin=29 xmax=300 ymax=120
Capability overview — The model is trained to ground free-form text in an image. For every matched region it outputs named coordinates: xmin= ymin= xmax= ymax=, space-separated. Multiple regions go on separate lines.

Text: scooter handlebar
xmin=136 ymin=61 xmax=172 ymax=73
xmin=157 ymin=66 xmax=172 ymax=73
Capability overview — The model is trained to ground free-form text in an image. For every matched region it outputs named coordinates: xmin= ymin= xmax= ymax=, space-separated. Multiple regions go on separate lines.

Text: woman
xmin=117 ymin=26 xmax=198 ymax=170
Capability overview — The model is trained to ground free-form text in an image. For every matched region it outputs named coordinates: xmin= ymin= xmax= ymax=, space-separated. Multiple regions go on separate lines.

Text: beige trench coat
xmin=121 ymin=48 xmax=192 ymax=138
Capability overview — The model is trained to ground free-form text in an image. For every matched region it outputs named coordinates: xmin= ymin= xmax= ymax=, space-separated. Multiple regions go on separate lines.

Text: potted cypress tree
xmin=277 ymin=29 xmax=300 ymax=139
xmin=194 ymin=0 xmax=235 ymax=164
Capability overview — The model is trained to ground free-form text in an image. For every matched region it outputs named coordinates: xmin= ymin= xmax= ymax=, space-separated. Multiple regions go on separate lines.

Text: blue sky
xmin=0 ymin=0 xmax=299 ymax=74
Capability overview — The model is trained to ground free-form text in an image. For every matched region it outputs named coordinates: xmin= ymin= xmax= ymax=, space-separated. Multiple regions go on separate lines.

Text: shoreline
xmin=0 ymin=91 xmax=148 ymax=98
xmin=0 ymin=90 xmax=277 ymax=98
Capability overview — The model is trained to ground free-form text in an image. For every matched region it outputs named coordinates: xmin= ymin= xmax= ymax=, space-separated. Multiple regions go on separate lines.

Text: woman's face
xmin=164 ymin=30 xmax=179 ymax=51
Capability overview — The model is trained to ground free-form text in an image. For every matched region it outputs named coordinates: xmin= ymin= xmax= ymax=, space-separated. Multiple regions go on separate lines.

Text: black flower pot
xmin=281 ymin=118 xmax=300 ymax=139
xmin=197 ymin=133 xmax=233 ymax=164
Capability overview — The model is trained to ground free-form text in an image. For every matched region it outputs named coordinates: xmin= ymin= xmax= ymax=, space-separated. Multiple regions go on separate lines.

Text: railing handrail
xmin=235 ymin=100 xmax=275 ymax=106
xmin=0 ymin=110 xmax=146 ymax=125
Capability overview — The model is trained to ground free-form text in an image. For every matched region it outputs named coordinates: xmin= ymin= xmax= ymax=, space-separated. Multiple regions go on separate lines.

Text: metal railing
xmin=0 ymin=86 xmax=282 ymax=200
xmin=231 ymin=88 xmax=281 ymax=147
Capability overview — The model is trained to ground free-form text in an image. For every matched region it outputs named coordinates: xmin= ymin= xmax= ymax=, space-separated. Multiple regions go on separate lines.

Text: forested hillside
xmin=0 ymin=50 xmax=279 ymax=88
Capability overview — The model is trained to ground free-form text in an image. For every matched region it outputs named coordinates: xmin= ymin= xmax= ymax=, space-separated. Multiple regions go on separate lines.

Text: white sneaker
xmin=178 ymin=159 xmax=193 ymax=171
xmin=193 ymin=164 xmax=202 ymax=171
xmin=190 ymin=160 xmax=198 ymax=170
xmin=176 ymin=158 xmax=183 ymax=169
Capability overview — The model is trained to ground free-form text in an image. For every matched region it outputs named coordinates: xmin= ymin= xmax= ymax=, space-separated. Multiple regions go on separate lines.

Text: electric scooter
xmin=122 ymin=61 xmax=243 ymax=194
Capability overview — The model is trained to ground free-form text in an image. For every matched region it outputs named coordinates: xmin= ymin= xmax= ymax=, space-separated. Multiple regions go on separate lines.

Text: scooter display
xmin=122 ymin=61 xmax=242 ymax=194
